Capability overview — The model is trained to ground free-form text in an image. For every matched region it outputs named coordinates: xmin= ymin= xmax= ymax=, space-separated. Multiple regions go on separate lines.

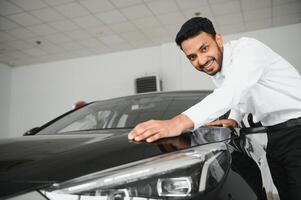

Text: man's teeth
xmin=206 ymin=60 xmax=213 ymax=68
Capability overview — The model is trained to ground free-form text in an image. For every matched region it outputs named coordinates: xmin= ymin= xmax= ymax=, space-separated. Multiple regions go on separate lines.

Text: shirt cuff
xmin=182 ymin=109 xmax=215 ymax=131
xmin=228 ymin=109 xmax=243 ymax=125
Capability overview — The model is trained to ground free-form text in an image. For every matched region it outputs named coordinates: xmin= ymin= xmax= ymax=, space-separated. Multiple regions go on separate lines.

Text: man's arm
xmin=128 ymin=114 xmax=193 ymax=142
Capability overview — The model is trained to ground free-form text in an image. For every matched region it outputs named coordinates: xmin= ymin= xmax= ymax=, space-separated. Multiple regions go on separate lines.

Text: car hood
xmin=0 ymin=128 xmax=233 ymax=198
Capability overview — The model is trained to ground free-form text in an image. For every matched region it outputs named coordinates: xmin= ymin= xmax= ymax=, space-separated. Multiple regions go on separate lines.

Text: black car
xmin=0 ymin=91 xmax=278 ymax=200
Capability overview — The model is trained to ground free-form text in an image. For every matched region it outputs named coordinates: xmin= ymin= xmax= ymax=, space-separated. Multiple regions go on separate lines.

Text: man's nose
xmin=197 ymin=54 xmax=207 ymax=67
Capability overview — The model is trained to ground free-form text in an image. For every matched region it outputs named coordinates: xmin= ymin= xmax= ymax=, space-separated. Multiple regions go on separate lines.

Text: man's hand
xmin=205 ymin=119 xmax=237 ymax=128
xmin=128 ymin=114 xmax=193 ymax=143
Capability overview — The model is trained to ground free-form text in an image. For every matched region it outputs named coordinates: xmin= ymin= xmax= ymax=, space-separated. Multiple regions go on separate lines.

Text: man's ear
xmin=215 ymin=33 xmax=223 ymax=48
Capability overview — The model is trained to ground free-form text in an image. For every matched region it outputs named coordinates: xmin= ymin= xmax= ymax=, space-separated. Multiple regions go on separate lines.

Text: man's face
xmin=181 ymin=32 xmax=223 ymax=76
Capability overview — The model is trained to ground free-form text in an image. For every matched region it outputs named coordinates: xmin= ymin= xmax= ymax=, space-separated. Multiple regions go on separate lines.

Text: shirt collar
xmin=222 ymin=42 xmax=231 ymax=72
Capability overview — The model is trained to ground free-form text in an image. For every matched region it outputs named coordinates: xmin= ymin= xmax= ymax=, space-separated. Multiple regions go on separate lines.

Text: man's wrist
xmin=171 ymin=114 xmax=194 ymax=133
xmin=228 ymin=118 xmax=239 ymax=127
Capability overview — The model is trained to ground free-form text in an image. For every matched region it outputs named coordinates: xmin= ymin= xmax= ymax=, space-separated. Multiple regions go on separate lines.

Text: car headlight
xmin=40 ymin=142 xmax=230 ymax=200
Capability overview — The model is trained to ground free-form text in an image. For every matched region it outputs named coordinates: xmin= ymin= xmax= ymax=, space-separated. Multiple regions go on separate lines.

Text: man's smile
xmin=202 ymin=59 xmax=214 ymax=72
xmin=205 ymin=59 xmax=214 ymax=68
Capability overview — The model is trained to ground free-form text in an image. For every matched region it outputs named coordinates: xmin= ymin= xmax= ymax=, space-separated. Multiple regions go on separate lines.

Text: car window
xmin=37 ymin=92 xmax=210 ymax=135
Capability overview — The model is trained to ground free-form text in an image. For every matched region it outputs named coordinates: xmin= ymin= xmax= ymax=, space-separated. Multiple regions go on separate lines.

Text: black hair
xmin=175 ymin=17 xmax=216 ymax=48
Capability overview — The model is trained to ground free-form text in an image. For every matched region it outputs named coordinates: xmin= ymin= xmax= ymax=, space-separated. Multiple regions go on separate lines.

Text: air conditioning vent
xmin=135 ymin=75 xmax=162 ymax=93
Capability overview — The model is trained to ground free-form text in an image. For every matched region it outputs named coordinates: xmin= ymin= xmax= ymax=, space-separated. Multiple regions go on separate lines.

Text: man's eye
xmin=201 ymin=46 xmax=208 ymax=52
xmin=188 ymin=56 xmax=196 ymax=61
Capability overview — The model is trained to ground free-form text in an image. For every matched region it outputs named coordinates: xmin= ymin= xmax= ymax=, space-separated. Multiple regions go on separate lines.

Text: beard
xmin=208 ymin=42 xmax=223 ymax=76
xmin=217 ymin=43 xmax=223 ymax=72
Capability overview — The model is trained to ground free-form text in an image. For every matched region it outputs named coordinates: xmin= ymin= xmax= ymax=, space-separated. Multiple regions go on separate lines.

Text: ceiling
xmin=0 ymin=0 xmax=300 ymax=67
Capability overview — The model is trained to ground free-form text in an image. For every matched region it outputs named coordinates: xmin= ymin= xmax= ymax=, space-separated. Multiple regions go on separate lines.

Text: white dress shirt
xmin=183 ymin=37 xmax=301 ymax=129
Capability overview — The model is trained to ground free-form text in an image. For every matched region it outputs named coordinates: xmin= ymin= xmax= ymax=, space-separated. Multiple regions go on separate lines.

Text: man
xmin=128 ymin=17 xmax=301 ymax=199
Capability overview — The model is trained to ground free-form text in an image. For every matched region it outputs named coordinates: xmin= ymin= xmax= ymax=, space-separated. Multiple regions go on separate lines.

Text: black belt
xmin=267 ymin=116 xmax=301 ymax=132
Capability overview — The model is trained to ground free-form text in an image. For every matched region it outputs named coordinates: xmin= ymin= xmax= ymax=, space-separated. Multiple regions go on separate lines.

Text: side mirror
xmin=23 ymin=127 xmax=40 ymax=136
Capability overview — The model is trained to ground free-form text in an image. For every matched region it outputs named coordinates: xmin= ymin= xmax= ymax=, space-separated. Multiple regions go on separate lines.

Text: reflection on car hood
xmin=0 ymin=127 xmax=233 ymax=198
xmin=0 ymin=129 xmax=152 ymax=181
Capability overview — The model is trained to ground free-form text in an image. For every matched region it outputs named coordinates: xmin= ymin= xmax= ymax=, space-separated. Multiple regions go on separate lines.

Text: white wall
xmin=9 ymin=46 xmax=161 ymax=137
xmin=0 ymin=63 xmax=11 ymax=138
xmin=6 ymin=23 xmax=301 ymax=138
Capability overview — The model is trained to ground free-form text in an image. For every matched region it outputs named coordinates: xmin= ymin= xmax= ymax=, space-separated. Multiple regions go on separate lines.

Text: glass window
xmin=37 ymin=92 xmax=210 ymax=135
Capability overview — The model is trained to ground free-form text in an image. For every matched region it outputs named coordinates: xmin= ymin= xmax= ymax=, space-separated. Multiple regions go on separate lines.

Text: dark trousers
xmin=266 ymin=125 xmax=301 ymax=200
xmin=231 ymin=151 xmax=267 ymax=200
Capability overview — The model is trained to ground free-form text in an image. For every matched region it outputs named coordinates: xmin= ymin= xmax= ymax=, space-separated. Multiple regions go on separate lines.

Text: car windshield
xmin=37 ymin=91 xmax=210 ymax=135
